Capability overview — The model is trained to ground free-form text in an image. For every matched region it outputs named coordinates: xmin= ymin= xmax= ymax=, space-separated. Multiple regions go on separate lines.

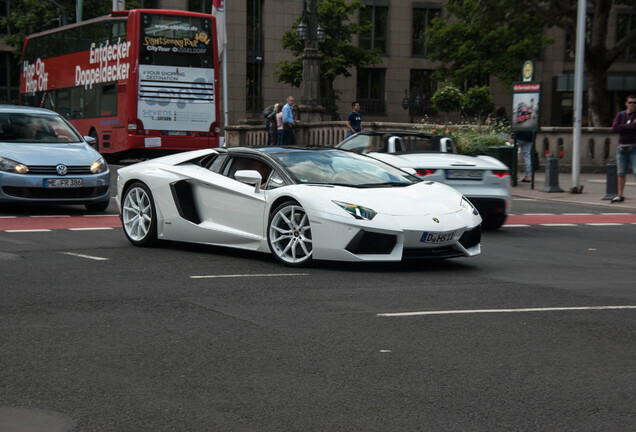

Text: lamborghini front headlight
xmin=333 ymin=200 xmax=377 ymax=220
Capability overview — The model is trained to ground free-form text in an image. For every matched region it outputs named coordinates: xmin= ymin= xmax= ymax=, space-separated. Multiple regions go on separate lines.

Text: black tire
xmin=483 ymin=213 xmax=507 ymax=230
xmin=267 ymin=201 xmax=313 ymax=266
xmin=85 ymin=199 xmax=110 ymax=212
xmin=121 ymin=182 xmax=159 ymax=246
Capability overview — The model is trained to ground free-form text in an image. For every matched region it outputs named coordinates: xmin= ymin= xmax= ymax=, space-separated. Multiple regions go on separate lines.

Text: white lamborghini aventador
xmin=117 ymin=146 xmax=482 ymax=266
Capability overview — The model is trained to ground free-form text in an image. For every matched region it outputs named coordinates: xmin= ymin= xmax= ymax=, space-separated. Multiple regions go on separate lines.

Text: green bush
xmin=420 ymin=124 xmax=510 ymax=155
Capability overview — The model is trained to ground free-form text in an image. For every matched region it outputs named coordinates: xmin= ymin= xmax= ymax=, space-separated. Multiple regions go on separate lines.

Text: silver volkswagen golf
xmin=0 ymin=105 xmax=110 ymax=211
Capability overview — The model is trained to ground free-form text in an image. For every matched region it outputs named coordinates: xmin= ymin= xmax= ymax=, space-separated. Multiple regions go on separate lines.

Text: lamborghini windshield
xmin=270 ymin=148 xmax=419 ymax=187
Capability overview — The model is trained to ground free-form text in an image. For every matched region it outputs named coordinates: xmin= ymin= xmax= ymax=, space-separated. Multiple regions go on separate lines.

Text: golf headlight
xmin=0 ymin=157 xmax=29 ymax=174
xmin=90 ymin=157 xmax=108 ymax=174
xmin=333 ymin=200 xmax=377 ymax=220
xmin=461 ymin=197 xmax=479 ymax=215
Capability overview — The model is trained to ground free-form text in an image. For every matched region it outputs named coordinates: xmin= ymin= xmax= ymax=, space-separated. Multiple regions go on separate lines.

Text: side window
xmin=339 ymin=135 xmax=371 ymax=153
xmin=223 ymin=156 xmax=273 ymax=189
xmin=266 ymin=171 xmax=285 ymax=190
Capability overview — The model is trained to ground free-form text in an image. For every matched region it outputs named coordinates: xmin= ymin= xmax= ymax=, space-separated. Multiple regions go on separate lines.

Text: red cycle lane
xmin=1 ymin=213 xmax=636 ymax=232
xmin=504 ymin=213 xmax=636 ymax=225
xmin=0 ymin=215 xmax=122 ymax=231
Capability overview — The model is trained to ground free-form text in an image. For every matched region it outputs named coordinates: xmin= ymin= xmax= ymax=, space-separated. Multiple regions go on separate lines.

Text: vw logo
xmin=56 ymin=164 xmax=68 ymax=175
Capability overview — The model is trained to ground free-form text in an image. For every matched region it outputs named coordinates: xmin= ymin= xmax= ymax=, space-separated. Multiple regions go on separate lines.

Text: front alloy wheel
xmin=121 ymin=182 xmax=158 ymax=246
xmin=268 ymin=201 xmax=313 ymax=266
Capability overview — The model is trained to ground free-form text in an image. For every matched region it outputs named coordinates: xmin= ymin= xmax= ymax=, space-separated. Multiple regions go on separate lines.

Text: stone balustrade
xmin=224 ymin=122 xmax=617 ymax=173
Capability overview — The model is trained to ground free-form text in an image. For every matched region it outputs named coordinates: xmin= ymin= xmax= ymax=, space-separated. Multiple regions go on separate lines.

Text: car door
xmin=192 ymin=155 xmax=270 ymax=247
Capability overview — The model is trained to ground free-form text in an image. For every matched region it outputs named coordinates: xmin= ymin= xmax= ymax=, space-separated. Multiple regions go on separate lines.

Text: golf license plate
xmin=421 ymin=231 xmax=455 ymax=243
xmin=44 ymin=178 xmax=83 ymax=188
xmin=446 ymin=169 xmax=484 ymax=180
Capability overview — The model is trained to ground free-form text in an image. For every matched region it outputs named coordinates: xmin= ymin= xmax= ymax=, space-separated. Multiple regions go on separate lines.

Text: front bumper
xmin=0 ymin=170 xmax=110 ymax=205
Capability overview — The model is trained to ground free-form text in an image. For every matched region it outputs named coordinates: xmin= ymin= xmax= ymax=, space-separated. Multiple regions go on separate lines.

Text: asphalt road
xmin=0 ymin=168 xmax=635 ymax=431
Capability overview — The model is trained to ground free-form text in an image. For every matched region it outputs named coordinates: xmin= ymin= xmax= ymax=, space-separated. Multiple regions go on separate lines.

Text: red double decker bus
xmin=20 ymin=9 xmax=220 ymax=161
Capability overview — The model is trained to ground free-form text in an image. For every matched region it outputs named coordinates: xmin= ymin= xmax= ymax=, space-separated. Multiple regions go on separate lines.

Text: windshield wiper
xmin=357 ymin=182 xmax=412 ymax=188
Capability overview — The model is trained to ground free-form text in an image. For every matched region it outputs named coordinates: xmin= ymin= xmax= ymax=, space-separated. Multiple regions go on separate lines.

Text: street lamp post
xmin=401 ymin=89 xmax=423 ymax=123
xmin=295 ymin=0 xmax=326 ymax=123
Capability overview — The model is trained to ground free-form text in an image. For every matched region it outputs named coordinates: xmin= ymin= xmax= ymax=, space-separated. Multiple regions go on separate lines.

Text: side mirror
xmin=235 ymin=169 xmax=263 ymax=193
xmin=84 ymin=136 xmax=96 ymax=145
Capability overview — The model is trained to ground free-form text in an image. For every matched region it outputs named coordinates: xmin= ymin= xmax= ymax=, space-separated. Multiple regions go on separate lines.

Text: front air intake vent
xmin=345 ymin=231 xmax=397 ymax=255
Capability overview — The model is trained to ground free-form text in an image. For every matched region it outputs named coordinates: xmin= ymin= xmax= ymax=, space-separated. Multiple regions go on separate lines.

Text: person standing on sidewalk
xmin=282 ymin=96 xmax=298 ymax=145
xmin=514 ymin=130 xmax=534 ymax=182
xmin=346 ymin=101 xmax=362 ymax=137
xmin=611 ymin=94 xmax=636 ymax=203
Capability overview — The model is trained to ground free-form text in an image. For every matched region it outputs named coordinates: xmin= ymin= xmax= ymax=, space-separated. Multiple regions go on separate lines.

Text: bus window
xmin=101 ymin=84 xmax=117 ymax=116
xmin=57 ymin=89 xmax=71 ymax=118
xmin=64 ymin=27 xmax=79 ymax=55
xmin=94 ymin=22 xmax=111 ymax=44
xmin=70 ymin=87 xmax=84 ymax=119
xmin=84 ymin=87 xmax=98 ymax=118
xmin=78 ymin=24 xmax=94 ymax=52
xmin=111 ymin=21 xmax=126 ymax=42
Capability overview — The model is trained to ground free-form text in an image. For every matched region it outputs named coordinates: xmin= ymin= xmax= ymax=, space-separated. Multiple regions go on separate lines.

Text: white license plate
xmin=44 ymin=178 xmax=83 ymax=188
xmin=447 ymin=169 xmax=484 ymax=180
xmin=421 ymin=231 xmax=455 ymax=243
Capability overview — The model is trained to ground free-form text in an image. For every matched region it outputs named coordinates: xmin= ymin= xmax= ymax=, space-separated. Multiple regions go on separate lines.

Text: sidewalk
xmin=512 ymin=171 xmax=636 ymax=210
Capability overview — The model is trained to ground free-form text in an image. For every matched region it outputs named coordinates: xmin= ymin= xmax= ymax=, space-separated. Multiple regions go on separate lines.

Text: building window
xmin=409 ymin=70 xmax=438 ymax=117
xmin=617 ymin=11 xmax=636 ymax=61
xmin=187 ymin=0 xmax=213 ymax=13
xmin=246 ymin=0 xmax=263 ymax=112
xmin=357 ymin=68 xmax=386 ymax=115
xmin=360 ymin=2 xmax=388 ymax=54
xmin=412 ymin=5 xmax=440 ymax=57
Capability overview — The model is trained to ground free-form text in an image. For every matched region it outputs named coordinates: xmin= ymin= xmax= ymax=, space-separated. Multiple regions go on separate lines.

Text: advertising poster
xmin=511 ymin=82 xmax=541 ymax=131
xmin=138 ymin=64 xmax=215 ymax=132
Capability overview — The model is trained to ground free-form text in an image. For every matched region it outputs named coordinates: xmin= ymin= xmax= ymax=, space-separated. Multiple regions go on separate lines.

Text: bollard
xmin=541 ymin=154 xmax=564 ymax=193
xmin=602 ymin=159 xmax=618 ymax=200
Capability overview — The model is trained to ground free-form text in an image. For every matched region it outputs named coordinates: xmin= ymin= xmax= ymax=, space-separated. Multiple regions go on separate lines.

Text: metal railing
xmin=223 ymin=122 xmax=616 ymax=172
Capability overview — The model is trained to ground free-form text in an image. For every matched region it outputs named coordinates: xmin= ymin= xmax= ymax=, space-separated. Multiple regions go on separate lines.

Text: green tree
xmin=2 ymin=0 xmax=113 ymax=56
xmin=463 ymin=85 xmax=493 ymax=128
xmin=427 ymin=0 xmax=636 ymax=126
xmin=431 ymin=83 xmax=463 ymax=124
xmin=426 ymin=0 xmax=552 ymax=90
xmin=274 ymin=0 xmax=381 ymax=120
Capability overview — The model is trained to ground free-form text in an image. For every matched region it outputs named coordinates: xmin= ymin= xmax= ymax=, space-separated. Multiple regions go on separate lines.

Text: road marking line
xmin=0 ymin=216 xmax=17 ymax=219
xmin=601 ymin=213 xmax=630 ymax=215
xmin=503 ymin=224 xmax=530 ymax=227
xmin=30 ymin=215 xmax=70 ymax=218
xmin=522 ymin=213 xmax=555 ymax=215
xmin=378 ymin=305 xmax=636 ymax=317
xmin=60 ymin=252 xmax=109 ymax=261
xmin=563 ymin=213 xmax=593 ymax=215
xmin=585 ymin=223 xmax=623 ymax=226
xmin=539 ymin=223 xmax=577 ymax=227
xmin=5 ymin=229 xmax=52 ymax=233
xmin=68 ymin=227 xmax=114 ymax=231
xmin=190 ymin=273 xmax=309 ymax=279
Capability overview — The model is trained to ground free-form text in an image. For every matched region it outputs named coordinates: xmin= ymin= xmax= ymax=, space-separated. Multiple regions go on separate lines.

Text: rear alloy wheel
xmin=268 ymin=201 xmax=313 ymax=266
xmin=121 ymin=182 xmax=158 ymax=246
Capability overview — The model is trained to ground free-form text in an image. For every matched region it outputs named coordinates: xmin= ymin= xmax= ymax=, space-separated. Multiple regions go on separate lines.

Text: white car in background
xmin=336 ymin=131 xmax=511 ymax=229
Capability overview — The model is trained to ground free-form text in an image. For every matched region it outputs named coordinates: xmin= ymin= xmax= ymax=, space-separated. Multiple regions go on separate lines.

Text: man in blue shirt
xmin=346 ymin=101 xmax=362 ymax=137
xmin=282 ymin=96 xmax=297 ymax=145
